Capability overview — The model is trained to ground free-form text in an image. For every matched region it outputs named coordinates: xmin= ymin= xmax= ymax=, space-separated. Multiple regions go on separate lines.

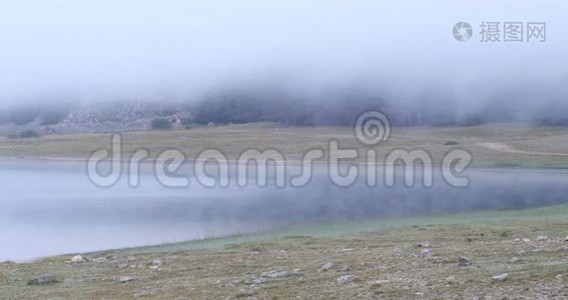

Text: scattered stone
xmin=340 ymin=248 xmax=354 ymax=252
xmin=522 ymin=238 xmax=531 ymax=243
xmin=458 ymin=257 xmax=471 ymax=266
xmin=446 ymin=276 xmax=457 ymax=284
xmin=415 ymin=242 xmax=431 ymax=248
xmin=491 ymin=273 xmax=509 ymax=282
xmin=510 ymin=257 xmax=521 ymax=263
xmin=251 ymin=277 xmax=267 ymax=284
xmin=556 ymin=274 xmax=564 ymax=280
xmin=337 ymin=275 xmax=355 ymax=285
xmin=92 ymin=257 xmax=107 ymax=263
xmin=339 ymin=265 xmax=351 ymax=272
xmin=564 ymin=236 xmax=568 ymax=242
xmin=260 ymin=267 xmax=299 ymax=278
xmin=70 ymin=255 xmax=86 ymax=263
xmin=513 ymin=238 xmax=521 ymax=242
xmin=118 ymin=276 xmax=135 ymax=283
xmin=536 ymin=236 xmax=548 ymax=242
xmin=148 ymin=259 xmax=162 ymax=266
xmin=28 ymin=274 xmax=58 ymax=285
xmin=106 ymin=255 xmax=117 ymax=260
xmin=117 ymin=263 xmax=129 ymax=269
xmin=318 ymin=262 xmax=334 ymax=272
xmin=420 ymin=249 xmax=433 ymax=257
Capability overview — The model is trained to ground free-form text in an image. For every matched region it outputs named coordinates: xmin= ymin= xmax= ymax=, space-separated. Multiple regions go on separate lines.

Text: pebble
xmin=70 ymin=255 xmax=86 ymax=263
xmin=491 ymin=273 xmax=509 ymax=282
xmin=148 ymin=259 xmax=162 ymax=266
xmin=260 ymin=267 xmax=300 ymax=278
xmin=420 ymin=249 xmax=433 ymax=257
xmin=536 ymin=236 xmax=548 ymax=242
xmin=458 ymin=257 xmax=471 ymax=266
xmin=118 ymin=276 xmax=135 ymax=283
xmin=252 ymin=277 xmax=267 ymax=284
xmin=318 ymin=262 xmax=334 ymax=272
xmin=337 ymin=275 xmax=355 ymax=285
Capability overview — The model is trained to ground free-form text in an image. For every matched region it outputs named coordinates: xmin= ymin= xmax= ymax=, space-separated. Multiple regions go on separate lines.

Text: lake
xmin=1 ymin=160 xmax=567 ymax=261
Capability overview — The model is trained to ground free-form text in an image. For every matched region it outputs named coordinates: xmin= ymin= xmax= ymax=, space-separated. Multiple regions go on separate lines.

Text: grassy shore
xmin=2 ymin=205 xmax=568 ymax=299
xmin=1 ymin=123 xmax=568 ymax=168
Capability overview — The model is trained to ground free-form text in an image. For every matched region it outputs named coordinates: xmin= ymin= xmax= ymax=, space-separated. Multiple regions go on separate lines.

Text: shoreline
xmin=2 ymin=155 xmax=568 ymax=173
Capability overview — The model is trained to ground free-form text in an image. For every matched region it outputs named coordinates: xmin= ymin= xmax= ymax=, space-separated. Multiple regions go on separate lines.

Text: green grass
xmin=132 ymin=203 xmax=568 ymax=254
xmin=3 ymin=204 xmax=568 ymax=299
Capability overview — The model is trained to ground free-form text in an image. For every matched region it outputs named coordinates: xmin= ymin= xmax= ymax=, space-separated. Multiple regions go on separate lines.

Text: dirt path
xmin=482 ymin=142 xmax=568 ymax=156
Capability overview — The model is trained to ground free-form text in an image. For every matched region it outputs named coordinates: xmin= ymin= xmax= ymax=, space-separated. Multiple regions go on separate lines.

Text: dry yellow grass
xmin=1 ymin=123 xmax=568 ymax=168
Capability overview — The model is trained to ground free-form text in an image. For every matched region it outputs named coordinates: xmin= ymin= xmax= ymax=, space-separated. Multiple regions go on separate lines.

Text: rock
xmin=458 ymin=257 xmax=471 ymax=266
xmin=92 ymin=257 xmax=107 ymax=263
xmin=70 ymin=255 xmax=86 ymax=263
xmin=446 ymin=276 xmax=457 ymax=284
xmin=536 ymin=236 xmax=548 ymax=242
xmin=340 ymin=248 xmax=354 ymax=252
xmin=118 ymin=276 xmax=135 ymax=283
xmin=522 ymin=238 xmax=531 ymax=243
xmin=148 ymin=259 xmax=162 ymax=266
xmin=556 ymin=274 xmax=564 ymax=280
xmin=251 ymin=277 xmax=267 ymax=284
xmin=491 ymin=273 xmax=509 ymax=282
xmin=318 ymin=262 xmax=334 ymax=272
xmin=337 ymin=275 xmax=356 ymax=285
xmin=339 ymin=265 xmax=351 ymax=272
xmin=260 ymin=267 xmax=299 ymax=278
xmin=420 ymin=249 xmax=433 ymax=257
xmin=564 ymin=236 xmax=568 ymax=242
xmin=28 ymin=274 xmax=58 ymax=285
xmin=513 ymin=238 xmax=520 ymax=242
xmin=415 ymin=242 xmax=431 ymax=248
xmin=510 ymin=257 xmax=521 ymax=263
xmin=117 ymin=263 xmax=129 ymax=269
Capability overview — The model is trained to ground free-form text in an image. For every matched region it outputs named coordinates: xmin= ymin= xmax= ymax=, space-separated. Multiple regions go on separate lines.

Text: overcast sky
xmin=0 ymin=0 xmax=566 ymax=105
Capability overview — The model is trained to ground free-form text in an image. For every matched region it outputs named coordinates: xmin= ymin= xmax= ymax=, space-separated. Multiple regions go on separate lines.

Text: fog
xmin=0 ymin=1 xmax=567 ymax=124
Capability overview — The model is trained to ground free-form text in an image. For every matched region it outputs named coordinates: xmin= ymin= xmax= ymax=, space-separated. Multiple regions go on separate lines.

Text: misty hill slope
xmin=2 ymin=91 xmax=568 ymax=137
xmin=0 ymin=100 xmax=193 ymax=135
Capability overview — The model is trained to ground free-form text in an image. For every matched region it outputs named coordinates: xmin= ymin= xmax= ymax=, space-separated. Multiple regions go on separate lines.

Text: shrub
xmin=40 ymin=109 xmax=70 ymax=125
xmin=151 ymin=118 xmax=173 ymax=130
xmin=8 ymin=130 xmax=42 ymax=139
